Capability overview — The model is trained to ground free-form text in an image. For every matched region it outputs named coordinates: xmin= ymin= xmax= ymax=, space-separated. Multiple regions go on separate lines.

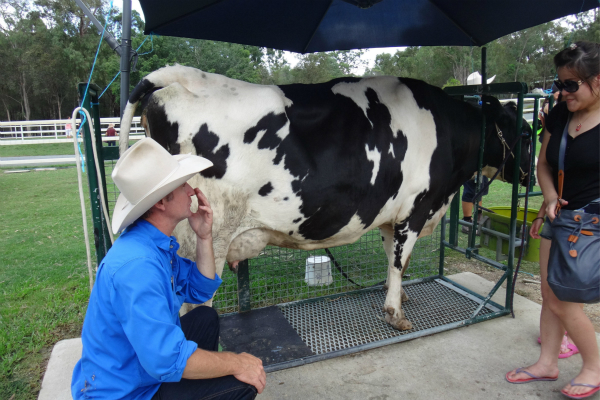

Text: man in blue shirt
xmin=72 ymin=138 xmax=266 ymax=400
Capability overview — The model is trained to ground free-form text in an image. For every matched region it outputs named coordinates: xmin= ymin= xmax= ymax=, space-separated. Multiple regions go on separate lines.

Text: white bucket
xmin=305 ymin=256 xmax=333 ymax=286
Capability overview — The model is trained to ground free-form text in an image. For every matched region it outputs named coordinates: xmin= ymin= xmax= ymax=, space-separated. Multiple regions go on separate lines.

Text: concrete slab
xmin=261 ymin=272 xmax=600 ymax=400
xmin=38 ymin=338 xmax=81 ymax=400
xmin=39 ymin=273 xmax=600 ymax=400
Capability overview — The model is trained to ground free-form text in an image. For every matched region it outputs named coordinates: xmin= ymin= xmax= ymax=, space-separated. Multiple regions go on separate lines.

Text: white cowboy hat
xmin=111 ymin=138 xmax=213 ymax=234
xmin=467 ymin=71 xmax=496 ymax=85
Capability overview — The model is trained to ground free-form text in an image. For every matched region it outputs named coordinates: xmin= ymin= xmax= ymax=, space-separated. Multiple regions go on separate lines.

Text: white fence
xmin=500 ymin=97 xmax=545 ymax=124
xmin=1 ymin=97 xmax=544 ymax=146
xmin=0 ymin=117 xmax=146 ymax=145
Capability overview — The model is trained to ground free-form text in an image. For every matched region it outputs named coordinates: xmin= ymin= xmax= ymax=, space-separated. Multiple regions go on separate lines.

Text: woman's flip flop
xmin=505 ymin=367 xmax=559 ymax=384
xmin=561 ymin=379 xmax=600 ymax=399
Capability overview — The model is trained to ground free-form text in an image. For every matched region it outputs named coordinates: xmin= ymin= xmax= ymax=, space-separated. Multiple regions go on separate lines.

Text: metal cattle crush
xmin=76 ymin=65 xmax=540 ymax=372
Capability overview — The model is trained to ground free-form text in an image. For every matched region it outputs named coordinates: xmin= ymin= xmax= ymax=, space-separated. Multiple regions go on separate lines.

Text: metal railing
xmin=0 ymin=117 xmax=146 ymax=145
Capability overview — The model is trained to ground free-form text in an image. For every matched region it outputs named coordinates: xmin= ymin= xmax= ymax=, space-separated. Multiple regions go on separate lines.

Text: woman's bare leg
xmin=507 ymin=238 xmax=563 ymax=380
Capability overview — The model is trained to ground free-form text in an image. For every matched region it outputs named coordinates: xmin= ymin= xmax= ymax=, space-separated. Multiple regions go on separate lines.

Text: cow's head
xmin=481 ymin=96 xmax=532 ymax=185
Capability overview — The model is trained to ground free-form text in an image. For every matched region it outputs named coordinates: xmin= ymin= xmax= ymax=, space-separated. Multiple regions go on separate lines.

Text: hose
xmin=71 ymin=107 xmax=114 ymax=290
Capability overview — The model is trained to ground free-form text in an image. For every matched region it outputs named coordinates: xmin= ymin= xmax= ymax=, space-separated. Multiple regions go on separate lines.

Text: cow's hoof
xmin=401 ymin=289 xmax=409 ymax=302
xmin=383 ymin=306 xmax=413 ymax=331
xmin=383 ymin=283 xmax=389 ymax=291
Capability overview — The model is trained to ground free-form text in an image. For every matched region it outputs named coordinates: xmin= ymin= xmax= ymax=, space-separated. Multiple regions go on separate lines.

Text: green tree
xmin=365 ymin=52 xmax=403 ymax=76
xmin=290 ymin=50 xmax=365 ymax=84
xmin=260 ymin=48 xmax=293 ymax=85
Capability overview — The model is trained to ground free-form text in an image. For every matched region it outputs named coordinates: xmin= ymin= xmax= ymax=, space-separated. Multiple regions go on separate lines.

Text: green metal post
xmin=77 ymin=83 xmax=112 ymax=265
xmin=448 ymin=195 xmax=460 ymax=247
xmin=439 ymin=215 xmax=446 ymax=277
xmin=505 ymin=87 xmax=526 ymax=310
xmin=468 ymin=47 xmax=487 ymax=257
xmin=529 ymin=95 xmax=540 ymax=190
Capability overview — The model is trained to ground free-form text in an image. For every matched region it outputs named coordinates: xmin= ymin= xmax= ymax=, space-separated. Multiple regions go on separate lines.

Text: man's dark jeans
xmin=151 ymin=306 xmax=257 ymax=400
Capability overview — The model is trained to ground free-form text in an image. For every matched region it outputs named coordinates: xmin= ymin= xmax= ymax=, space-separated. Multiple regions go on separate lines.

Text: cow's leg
xmin=382 ymin=221 xmax=420 ymax=330
xmin=380 ymin=225 xmax=393 ymax=291
xmin=379 ymin=226 xmax=409 ymax=302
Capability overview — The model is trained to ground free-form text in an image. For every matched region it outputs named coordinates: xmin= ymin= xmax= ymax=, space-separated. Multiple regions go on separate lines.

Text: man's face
xmin=164 ymin=182 xmax=196 ymax=222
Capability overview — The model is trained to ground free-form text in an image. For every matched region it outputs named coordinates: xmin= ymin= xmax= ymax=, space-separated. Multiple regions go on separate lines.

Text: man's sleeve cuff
xmin=159 ymin=339 xmax=198 ymax=382
xmin=187 ymin=268 xmax=223 ymax=303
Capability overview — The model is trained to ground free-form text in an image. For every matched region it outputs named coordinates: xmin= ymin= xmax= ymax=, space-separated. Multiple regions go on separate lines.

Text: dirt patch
xmin=445 ymin=258 xmax=600 ymax=332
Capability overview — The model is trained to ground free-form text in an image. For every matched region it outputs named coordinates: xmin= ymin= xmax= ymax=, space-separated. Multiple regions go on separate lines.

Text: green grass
xmin=0 ymin=140 xmax=137 ymax=158
xmin=0 ymin=143 xmax=77 ymax=157
xmin=0 ymin=168 xmax=94 ymax=399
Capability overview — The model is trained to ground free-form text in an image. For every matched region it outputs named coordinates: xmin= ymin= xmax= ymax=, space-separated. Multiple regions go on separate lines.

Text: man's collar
xmin=132 ymin=219 xmax=179 ymax=252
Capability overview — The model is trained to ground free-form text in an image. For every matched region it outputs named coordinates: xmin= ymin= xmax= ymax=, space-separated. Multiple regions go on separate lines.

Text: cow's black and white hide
xmin=120 ymin=65 xmax=531 ymax=330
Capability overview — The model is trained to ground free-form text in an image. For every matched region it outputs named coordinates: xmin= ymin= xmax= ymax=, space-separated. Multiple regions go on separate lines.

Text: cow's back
xmin=138 ymin=67 xmax=479 ymax=252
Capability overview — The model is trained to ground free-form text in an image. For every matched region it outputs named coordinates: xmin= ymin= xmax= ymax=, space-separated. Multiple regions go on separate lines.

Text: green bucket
xmin=481 ymin=207 xmax=541 ymax=262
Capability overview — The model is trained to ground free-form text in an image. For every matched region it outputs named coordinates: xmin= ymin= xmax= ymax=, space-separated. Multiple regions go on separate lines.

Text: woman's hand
xmin=529 ymin=218 xmax=544 ymax=239
xmin=545 ymin=197 xmax=568 ymax=222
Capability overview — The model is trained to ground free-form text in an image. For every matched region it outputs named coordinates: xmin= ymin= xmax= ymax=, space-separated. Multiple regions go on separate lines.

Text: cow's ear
xmin=481 ymin=95 xmax=502 ymax=121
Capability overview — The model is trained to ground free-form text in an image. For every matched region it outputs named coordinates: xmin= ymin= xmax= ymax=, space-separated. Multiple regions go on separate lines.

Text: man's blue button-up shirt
xmin=72 ymin=220 xmax=222 ymax=399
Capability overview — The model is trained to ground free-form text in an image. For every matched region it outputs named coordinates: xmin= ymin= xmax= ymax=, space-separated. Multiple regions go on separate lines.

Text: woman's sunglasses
xmin=553 ymin=79 xmax=585 ymax=93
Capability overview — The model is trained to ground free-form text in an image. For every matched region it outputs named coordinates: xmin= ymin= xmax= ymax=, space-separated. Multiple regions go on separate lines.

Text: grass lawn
xmin=0 ymin=167 xmax=94 ymax=399
xmin=0 ymin=143 xmax=77 ymax=157
xmin=0 ymin=141 xmax=139 ymax=158
xmin=0 ymin=151 xmax=544 ymax=399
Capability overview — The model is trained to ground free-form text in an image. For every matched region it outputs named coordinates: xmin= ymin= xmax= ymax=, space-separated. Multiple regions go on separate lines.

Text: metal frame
xmin=77 ymin=83 xmax=114 ymax=265
xmin=439 ymin=48 xmax=542 ymax=322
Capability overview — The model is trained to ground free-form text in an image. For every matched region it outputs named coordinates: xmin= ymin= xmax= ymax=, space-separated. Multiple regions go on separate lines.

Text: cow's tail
xmin=119 ymin=100 xmax=137 ymax=156
xmin=119 ymin=65 xmax=202 ymax=156
xmin=119 ymin=75 xmax=161 ymax=156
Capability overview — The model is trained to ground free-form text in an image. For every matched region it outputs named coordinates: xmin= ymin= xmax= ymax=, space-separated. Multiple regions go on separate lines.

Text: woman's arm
xmin=529 ymin=200 xmax=546 ymax=239
xmin=536 ymin=128 xmax=567 ymax=221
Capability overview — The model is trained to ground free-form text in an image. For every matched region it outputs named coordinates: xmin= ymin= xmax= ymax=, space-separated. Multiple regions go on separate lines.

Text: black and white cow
xmin=119 ymin=65 xmax=531 ymax=331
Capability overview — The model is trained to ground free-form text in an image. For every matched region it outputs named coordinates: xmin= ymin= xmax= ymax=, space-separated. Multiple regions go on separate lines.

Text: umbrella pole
xmin=120 ymin=0 xmax=132 ymax=118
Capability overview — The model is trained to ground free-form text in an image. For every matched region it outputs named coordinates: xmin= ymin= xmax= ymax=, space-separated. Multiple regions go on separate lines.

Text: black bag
xmin=546 ymin=115 xmax=600 ymax=304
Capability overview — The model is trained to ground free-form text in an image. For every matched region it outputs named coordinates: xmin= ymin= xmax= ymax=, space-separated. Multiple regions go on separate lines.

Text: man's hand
xmin=183 ymin=350 xmax=266 ymax=393
xmin=233 ymin=353 xmax=266 ymax=394
xmin=188 ymin=188 xmax=213 ymax=240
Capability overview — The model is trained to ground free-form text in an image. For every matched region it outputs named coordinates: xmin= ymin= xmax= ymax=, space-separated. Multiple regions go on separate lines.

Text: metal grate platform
xmin=279 ymin=279 xmax=499 ymax=356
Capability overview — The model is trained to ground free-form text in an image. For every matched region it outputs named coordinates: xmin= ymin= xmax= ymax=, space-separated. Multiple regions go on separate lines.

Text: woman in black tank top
xmin=506 ymin=41 xmax=600 ymax=399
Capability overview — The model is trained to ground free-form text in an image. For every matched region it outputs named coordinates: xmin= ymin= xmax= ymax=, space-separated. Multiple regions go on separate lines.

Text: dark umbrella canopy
xmin=139 ymin=0 xmax=596 ymax=53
